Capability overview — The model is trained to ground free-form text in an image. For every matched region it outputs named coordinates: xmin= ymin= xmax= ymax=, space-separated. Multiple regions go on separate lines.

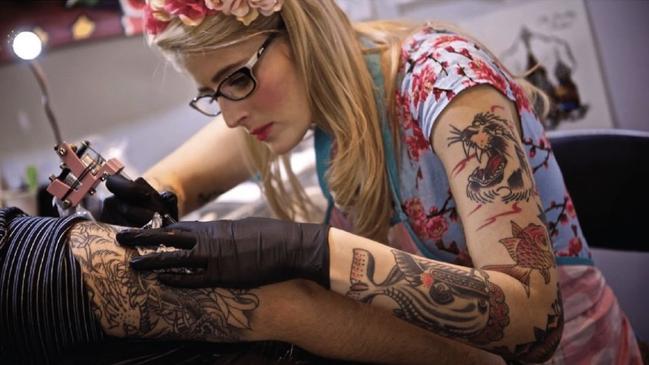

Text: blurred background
xmin=0 ymin=0 xmax=647 ymax=343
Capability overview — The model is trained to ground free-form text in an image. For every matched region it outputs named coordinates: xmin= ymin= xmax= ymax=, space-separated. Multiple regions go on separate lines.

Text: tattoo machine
xmin=46 ymin=140 xmax=125 ymax=215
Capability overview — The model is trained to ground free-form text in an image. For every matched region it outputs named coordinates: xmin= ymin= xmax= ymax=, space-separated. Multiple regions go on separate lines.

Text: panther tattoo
xmin=448 ymin=112 xmax=533 ymax=204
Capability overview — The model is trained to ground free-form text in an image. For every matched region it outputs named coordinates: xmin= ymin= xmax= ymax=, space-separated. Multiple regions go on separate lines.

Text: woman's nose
xmin=219 ymin=98 xmax=249 ymax=129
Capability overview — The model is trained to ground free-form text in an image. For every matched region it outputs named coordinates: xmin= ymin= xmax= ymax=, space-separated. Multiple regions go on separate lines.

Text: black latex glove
xmin=117 ymin=218 xmax=330 ymax=289
xmin=100 ymin=174 xmax=178 ymax=227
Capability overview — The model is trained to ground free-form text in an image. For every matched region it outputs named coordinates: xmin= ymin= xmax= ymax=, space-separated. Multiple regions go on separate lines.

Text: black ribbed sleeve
xmin=0 ymin=208 xmax=104 ymax=364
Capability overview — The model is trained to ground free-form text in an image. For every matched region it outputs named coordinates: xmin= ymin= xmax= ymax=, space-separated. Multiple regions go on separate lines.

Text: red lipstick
xmin=251 ymin=122 xmax=273 ymax=141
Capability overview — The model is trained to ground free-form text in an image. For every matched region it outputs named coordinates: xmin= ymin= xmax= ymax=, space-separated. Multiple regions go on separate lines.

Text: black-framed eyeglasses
xmin=189 ymin=33 xmax=277 ymax=117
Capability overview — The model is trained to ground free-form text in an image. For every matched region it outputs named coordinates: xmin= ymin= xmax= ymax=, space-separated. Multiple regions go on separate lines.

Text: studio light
xmin=12 ymin=31 xmax=43 ymax=61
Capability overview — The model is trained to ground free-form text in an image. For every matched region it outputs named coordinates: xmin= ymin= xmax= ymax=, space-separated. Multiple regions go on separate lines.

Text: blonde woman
xmin=104 ymin=1 xmax=642 ymax=364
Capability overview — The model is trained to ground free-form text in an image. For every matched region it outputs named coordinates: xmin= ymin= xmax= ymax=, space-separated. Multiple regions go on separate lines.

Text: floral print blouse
xmin=328 ymin=26 xmax=592 ymax=267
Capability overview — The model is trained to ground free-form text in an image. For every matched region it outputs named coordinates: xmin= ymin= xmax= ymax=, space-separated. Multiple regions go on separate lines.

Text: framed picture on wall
xmin=458 ymin=0 xmax=615 ymax=130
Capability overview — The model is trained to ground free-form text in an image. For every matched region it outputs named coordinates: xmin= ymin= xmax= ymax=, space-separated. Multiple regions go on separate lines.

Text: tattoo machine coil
xmin=46 ymin=140 xmax=125 ymax=211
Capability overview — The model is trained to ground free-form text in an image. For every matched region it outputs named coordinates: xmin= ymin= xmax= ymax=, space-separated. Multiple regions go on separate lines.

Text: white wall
xmin=0 ymin=36 xmax=206 ymax=188
xmin=586 ymin=0 xmax=649 ymax=131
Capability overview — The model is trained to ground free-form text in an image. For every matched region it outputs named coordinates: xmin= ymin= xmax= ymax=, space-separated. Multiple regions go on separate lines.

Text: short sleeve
xmin=398 ymin=28 xmax=525 ymax=141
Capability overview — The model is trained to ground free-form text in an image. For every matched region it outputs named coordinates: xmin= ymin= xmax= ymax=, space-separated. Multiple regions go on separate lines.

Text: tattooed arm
xmin=67 ymin=221 xmax=272 ymax=342
xmin=433 ymin=86 xmax=562 ymax=360
xmin=328 ymin=86 xmax=562 ymax=363
xmin=144 ymin=116 xmax=252 ymax=215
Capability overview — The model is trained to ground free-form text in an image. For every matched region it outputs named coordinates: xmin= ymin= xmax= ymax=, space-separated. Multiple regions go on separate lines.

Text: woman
xmin=102 ymin=1 xmax=642 ymax=363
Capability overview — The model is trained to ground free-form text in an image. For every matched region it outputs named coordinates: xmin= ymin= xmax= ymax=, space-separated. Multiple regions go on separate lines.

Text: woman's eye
xmin=225 ymin=73 xmax=251 ymax=88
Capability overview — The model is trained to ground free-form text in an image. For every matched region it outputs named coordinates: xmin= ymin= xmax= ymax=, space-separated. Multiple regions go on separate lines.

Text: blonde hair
xmin=149 ymin=1 xmax=548 ymax=244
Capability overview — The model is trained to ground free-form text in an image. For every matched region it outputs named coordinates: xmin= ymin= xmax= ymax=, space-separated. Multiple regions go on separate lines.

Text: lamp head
xmin=12 ymin=31 xmax=42 ymax=60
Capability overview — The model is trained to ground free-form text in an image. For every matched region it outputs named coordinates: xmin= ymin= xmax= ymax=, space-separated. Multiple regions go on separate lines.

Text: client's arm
xmin=67 ymin=221 xmax=270 ymax=342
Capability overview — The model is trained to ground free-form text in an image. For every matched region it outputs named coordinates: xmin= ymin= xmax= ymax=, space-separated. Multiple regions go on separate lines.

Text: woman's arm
xmin=278 ymin=280 xmax=506 ymax=365
xmin=67 ymin=221 xmax=503 ymax=364
xmin=328 ymin=86 xmax=562 ymax=363
xmin=433 ymin=85 xmax=562 ymax=360
xmin=143 ymin=115 xmax=252 ymax=215
xmin=328 ymin=228 xmax=559 ymax=363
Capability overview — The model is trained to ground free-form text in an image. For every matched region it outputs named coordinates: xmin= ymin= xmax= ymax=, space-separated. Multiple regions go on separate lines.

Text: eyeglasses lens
xmin=220 ymin=71 xmax=256 ymax=100
xmin=194 ymin=96 xmax=221 ymax=116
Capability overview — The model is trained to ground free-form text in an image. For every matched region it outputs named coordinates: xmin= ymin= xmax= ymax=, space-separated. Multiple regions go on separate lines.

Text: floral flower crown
xmin=145 ymin=0 xmax=284 ymax=35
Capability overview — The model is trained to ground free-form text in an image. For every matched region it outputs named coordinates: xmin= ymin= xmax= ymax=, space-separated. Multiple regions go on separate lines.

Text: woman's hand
xmin=100 ymin=174 xmax=178 ymax=227
xmin=116 ymin=218 xmax=330 ymax=289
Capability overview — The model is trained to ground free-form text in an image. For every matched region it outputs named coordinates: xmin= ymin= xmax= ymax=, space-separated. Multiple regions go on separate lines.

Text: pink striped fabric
xmin=547 ymin=265 xmax=642 ymax=365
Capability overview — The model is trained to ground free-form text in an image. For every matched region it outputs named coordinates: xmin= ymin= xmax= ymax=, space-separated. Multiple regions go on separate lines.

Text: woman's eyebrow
xmin=197 ymin=86 xmax=213 ymax=93
xmin=196 ymin=63 xmax=239 ymax=93
xmin=211 ymin=62 xmax=241 ymax=84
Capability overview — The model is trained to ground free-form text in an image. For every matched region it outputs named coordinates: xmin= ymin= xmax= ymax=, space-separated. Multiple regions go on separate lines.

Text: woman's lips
xmin=251 ymin=122 xmax=273 ymax=141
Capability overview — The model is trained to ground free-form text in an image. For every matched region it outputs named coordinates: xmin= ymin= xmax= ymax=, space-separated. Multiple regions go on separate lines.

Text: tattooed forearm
xmin=347 ymin=249 xmax=509 ymax=346
xmin=447 ymin=111 xmax=534 ymax=205
xmin=346 ymin=247 xmax=562 ymax=361
xmin=67 ymin=222 xmax=259 ymax=342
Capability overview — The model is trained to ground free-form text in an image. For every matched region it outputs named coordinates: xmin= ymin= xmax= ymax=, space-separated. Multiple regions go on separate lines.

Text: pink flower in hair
xmin=145 ymin=0 xmax=172 ymax=35
xmin=205 ymin=0 xmax=246 ymax=15
xmin=144 ymin=0 xmax=283 ymax=35
xmin=249 ymin=0 xmax=284 ymax=16
xmin=164 ymin=0 xmax=211 ymax=26
xmin=205 ymin=0 xmax=282 ymax=25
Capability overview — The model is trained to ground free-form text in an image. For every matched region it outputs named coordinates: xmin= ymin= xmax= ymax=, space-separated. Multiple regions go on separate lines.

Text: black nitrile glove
xmin=117 ymin=218 xmax=330 ymax=289
xmin=100 ymin=174 xmax=178 ymax=227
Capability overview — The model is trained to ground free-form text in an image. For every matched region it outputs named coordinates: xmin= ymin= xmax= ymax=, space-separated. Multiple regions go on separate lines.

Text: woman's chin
xmin=266 ymin=130 xmax=308 ymax=155
xmin=266 ymin=140 xmax=292 ymax=155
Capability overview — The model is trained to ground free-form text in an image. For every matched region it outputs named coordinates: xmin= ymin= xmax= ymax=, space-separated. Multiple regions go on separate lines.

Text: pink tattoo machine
xmin=46 ymin=140 xmax=125 ymax=209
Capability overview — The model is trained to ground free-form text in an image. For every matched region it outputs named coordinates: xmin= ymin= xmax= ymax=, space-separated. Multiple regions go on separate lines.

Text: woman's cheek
xmin=252 ymin=72 xmax=285 ymax=112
